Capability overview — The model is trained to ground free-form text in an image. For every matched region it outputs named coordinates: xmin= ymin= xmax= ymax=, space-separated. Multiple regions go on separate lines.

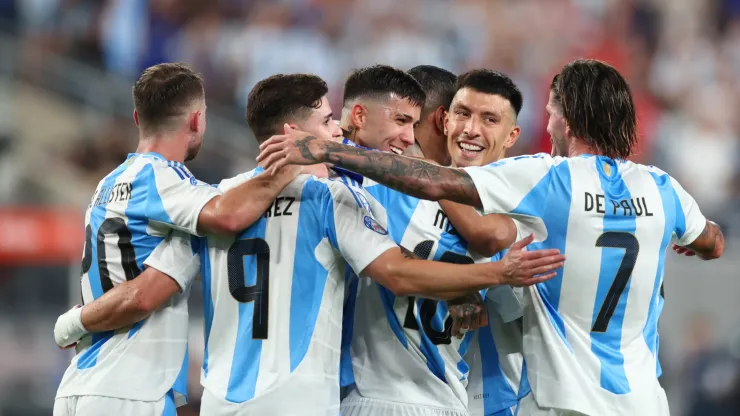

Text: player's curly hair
xmin=556 ymin=59 xmax=637 ymax=160
xmin=246 ymin=74 xmax=328 ymax=143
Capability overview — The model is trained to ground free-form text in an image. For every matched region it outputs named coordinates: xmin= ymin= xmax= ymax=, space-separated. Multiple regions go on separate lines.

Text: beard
xmin=185 ymin=141 xmax=201 ymax=162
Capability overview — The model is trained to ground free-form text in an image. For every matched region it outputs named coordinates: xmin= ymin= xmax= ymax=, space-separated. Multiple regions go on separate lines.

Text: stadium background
xmin=0 ymin=0 xmax=738 ymax=414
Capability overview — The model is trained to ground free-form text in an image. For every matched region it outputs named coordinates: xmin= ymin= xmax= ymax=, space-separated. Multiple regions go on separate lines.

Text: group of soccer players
xmin=51 ymin=58 xmax=724 ymax=416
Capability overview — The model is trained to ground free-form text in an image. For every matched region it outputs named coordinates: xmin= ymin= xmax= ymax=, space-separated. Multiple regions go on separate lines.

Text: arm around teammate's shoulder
xmin=439 ymin=199 xmax=517 ymax=257
xmin=197 ymin=165 xmax=301 ymax=235
xmin=668 ymin=175 xmax=725 ymax=260
xmin=360 ymin=234 xmax=565 ymax=300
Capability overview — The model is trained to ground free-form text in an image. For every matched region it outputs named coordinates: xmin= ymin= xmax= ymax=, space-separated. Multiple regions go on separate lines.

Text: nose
xmin=330 ymin=121 xmax=343 ymax=139
xmin=399 ymin=124 xmax=416 ymax=147
xmin=463 ymin=117 xmax=481 ymax=139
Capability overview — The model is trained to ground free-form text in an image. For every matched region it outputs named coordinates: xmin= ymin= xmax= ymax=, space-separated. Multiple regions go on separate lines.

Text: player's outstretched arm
xmin=672 ymin=220 xmax=724 ymax=260
xmin=197 ymin=166 xmax=300 ymax=235
xmin=257 ymin=125 xmax=482 ymax=207
xmin=361 ymin=234 xmax=564 ymax=300
xmin=439 ymin=200 xmax=517 ymax=257
xmin=54 ymin=267 xmax=181 ymax=348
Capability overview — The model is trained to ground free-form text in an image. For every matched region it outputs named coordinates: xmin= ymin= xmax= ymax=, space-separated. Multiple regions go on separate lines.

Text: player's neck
xmin=136 ymin=133 xmax=187 ymax=163
xmin=569 ymin=139 xmax=601 ymax=158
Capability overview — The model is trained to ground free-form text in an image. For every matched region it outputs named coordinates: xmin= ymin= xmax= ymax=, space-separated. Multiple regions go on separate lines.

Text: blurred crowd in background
xmin=0 ymin=0 xmax=739 ymax=415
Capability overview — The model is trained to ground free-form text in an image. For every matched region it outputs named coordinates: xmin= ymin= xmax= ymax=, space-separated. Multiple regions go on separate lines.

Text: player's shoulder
xmin=481 ymin=153 xmax=559 ymax=170
xmin=216 ymin=168 xmax=263 ymax=192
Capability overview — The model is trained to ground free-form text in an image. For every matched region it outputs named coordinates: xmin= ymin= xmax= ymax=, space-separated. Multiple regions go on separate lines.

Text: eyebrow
xmin=395 ymin=112 xmax=415 ymax=123
xmin=323 ymin=112 xmax=333 ymax=121
xmin=455 ymin=103 xmax=502 ymax=119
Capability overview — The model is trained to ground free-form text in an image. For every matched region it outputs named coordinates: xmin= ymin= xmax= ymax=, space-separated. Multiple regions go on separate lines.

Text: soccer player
xmin=52 ymin=63 xmax=300 ymax=416
xmin=62 ymin=73 xmax=566 ymax=415
xmin=405 ymin=65 xmax=457 ymax=166
xmin=341 ymin=69 xmax=532 ymax=416
xmin=257 ymin=59 xmax=725 ymax=416
xmin=339 ymin=65 xmax=423 ymax=154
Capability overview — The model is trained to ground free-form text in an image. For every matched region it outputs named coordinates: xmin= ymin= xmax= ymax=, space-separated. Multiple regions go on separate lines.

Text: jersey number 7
xmin=227 ymin=238 xmax=270 ymax=340
xmin=591 ymin=231 xmax=640 ymax=333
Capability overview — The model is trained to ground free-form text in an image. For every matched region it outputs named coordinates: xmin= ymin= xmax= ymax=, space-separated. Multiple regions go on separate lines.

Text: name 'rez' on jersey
xmin=342 ymin=177 xmax=524 ymax=412
xmin=465 ymin=154 xmax=707 ymax=416
xmin=175 ymin=169 xmax=397 ymax=415
xmin=56 ymin=153 xmax=220 ymax=403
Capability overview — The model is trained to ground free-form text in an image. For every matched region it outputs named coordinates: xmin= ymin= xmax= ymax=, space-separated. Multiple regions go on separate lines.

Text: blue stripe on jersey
xmin=201 ymin=239 xmax=214 ymax=377
xmin=478 ymin=322 xmax=518 ymax=414
xmin=172 ymin=345 xmax=189 ymax=400
xmin=226 ymin=214 xmax=268 ymax=402
xmin=365 ymin=185 xmax=419 ymax=349
xmin=519 ymin=359 xmax=531 ymax=400
xmin=168 ymin=161 xmax=185 ymax=180
xmin=340 ymin=268 xmax=358 ymax=387
xmin=591 ymin=157 xmax=634 ymax=394
xmin=645 ymin=172 xmax=675 ymax=375
xmin=289 ymin=179 xmax=334 ymax=371
xmin=457 ymin=331 xmax=475 ymax=378
xmin=162 ymin=389 xmax=176 ymax=416
xmin=512 ymin=162 xmax=572 ymax=349
xmin=77 ymin=162 xmax=130 ymax=369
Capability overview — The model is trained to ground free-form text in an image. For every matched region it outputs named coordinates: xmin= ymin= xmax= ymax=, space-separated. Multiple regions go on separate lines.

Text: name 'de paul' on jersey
xmin=584 ymin=192 xmax=654 ymax=217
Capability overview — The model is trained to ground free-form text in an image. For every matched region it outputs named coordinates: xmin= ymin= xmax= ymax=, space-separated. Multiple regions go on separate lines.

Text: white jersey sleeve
xmin=669 ymin=176 xmax=707 ymax=246
xmin=464 ymin=154 xmax=558 ymax=240
xmin=144 ymin=231 xmax=202 ymax=291
xmin=326 ymin=180 xmax=398 ymax=273
xmin=149 ymin=162 xmax=221 ymax=235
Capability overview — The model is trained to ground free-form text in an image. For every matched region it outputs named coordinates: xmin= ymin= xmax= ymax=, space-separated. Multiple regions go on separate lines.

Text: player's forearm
xmin=198 ymin=168 xmax=297 ymax=235
xmin=80 ymin=279 xmax=153 ymax=332
xmin=385 ymin=259 xmax=503 ymax=300
xmin=686 ymin=220 xmax=725 ymax=260
xmin=438 ymin=201 xmax=516 ymax=257
xmin=303 ymin=137 xmax=482 ymax=206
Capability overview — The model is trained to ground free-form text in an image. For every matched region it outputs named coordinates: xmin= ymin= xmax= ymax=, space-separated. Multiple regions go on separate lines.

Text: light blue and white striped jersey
xmin=341 ymin=178 xmax=526 ymax=413
xmin=150 ymin=169 xmax=397 ymax=415
xmin=465 ymin=154 xmax=707 ymax=415
xmin=56 ymin=152 xmax=220 ymax=404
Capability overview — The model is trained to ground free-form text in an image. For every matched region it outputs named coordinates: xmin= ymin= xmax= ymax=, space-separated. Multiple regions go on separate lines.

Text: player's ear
xmin=434 ymin=106 xmax=446 ymax=134
xmin=133 ymin=110 xmax=140 ymax=127
xmin=350 ymin=104 xmax=366 ymax=130
xmin=443 ymin=109 xmax=450 ymax=137
xmin=504 ymin=125 xmax=521 ymax=149
xmin=285 ymin=123 xmax=299 ymax=133
xmin=189 ymin=111 xmax=200 ymax=133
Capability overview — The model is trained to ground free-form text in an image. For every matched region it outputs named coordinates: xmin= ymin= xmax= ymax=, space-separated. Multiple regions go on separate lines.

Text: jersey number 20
xmin=227 ymin=238 xmax=270 ymax=339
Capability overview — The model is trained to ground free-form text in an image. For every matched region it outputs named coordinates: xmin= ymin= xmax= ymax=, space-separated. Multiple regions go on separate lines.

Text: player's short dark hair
xmin=343 ymin=65 xmax=425 ymax=108
xmin=407 ymin=65 xmax=457 ymax=117
xmin=132 ymin=63 xmax=205 ymax=131
xmin=455 ymin=69 xmax=523 ymax=117
xmin=556 ymin=59 xmax=637 ymax=159
xmin=246 ymin=73 xmax=328 ymax=143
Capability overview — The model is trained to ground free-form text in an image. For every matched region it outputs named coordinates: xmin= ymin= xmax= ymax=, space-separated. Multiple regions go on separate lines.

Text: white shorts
xmin=53 ymin=389 xmax=177 ymax=416
xmin=340 ymin=389 xmax=468 ymax=416
xmin=200 ymin=387 xmax=340 ymax=416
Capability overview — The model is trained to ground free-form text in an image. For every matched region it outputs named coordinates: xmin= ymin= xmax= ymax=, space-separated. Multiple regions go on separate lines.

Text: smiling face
xmin=350 ymin=96 xmax=421 ymax=154
xmin=294 ymin=96 xmax=343 ymax=141
xmin=446 ymin=88 xmax=520 ymax=167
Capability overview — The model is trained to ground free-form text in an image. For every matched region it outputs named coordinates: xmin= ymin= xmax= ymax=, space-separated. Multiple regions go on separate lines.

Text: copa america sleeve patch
xmin=363 ymin=216 xmax=388 ymax=235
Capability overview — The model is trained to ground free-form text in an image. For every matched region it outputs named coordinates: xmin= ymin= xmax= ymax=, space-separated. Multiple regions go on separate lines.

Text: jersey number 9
xmin=227 ymin=238 xmax=270 ymax=339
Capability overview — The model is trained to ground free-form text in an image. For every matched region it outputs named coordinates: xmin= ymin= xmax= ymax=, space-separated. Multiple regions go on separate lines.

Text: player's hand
xmin=448 ymin=292 xmax=488 ymax=339
xmin=671 ymin=243 xmax=696 ymax=257
xmin=257 ymin=124 xmax=329 ymax=175
xmin=498 ymin=234 xmax=565 ymax=287
xmin=54 ymin=304 xmax=87 ymax=349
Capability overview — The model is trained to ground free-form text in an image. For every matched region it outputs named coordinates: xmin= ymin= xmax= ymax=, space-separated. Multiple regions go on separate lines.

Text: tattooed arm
xmin=258 ymin=129 xmax=483 ymax=207
xmin=673 ymin=220 xmax=724 ymax=260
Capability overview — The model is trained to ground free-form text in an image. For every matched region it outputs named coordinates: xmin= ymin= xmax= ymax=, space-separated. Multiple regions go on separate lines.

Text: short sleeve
xmin=326 ymin=182 xmax=398 ymax=274
xmin=144 ymin=231 xmax=202 ymax=291
xmin=463 ymin=154 xmax=556 ymax=218
xmin=148 ymin=163 xmax=221 ymax=235
xmin=670 ymin=176 xmax=707 ymax=246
